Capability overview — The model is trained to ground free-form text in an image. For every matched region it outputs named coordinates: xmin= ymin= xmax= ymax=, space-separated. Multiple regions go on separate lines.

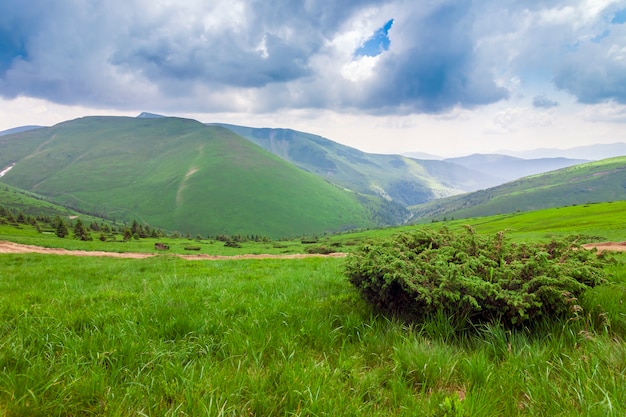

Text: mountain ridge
xmin=409 ymin=156 xmax=626 ymax=222
xmin=210 ymin=123 xmax=500 ymax=206
xmin=444 ymin=154 xmax=589 ymax=183
xmin=0 ymin=116 xmax=405 ymax=237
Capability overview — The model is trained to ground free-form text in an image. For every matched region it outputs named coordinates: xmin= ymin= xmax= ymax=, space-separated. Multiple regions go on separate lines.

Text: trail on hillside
xmin=0 ymin=241 xmax=347 ymax=260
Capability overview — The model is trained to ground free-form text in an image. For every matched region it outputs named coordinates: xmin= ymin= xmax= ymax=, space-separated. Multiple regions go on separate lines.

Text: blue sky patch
xmin=354 ymin=19 xmax=394 ymax=57
xmin=0 ymin=30 xmax=28 ymax=74
xmin=611 ymin=8 xmax=626 ymax=24
xmin=591 ymin=29 xmax=610 ymax=43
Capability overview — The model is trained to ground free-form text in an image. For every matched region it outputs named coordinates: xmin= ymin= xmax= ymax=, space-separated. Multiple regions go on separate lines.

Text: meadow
xmin=3 ymin=201 xmax=626 ymax=257
xmin=1 ymin=203 xmax=625 ymax=415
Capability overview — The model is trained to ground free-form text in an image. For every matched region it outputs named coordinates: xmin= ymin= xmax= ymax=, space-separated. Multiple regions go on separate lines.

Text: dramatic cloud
xmin=532 ymin=95 xmax=559 ymax=109
xmin=0 ymin=0 xmax=625 ymax=116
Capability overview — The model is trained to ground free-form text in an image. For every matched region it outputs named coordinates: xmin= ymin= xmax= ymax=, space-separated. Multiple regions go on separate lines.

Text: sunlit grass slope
xmin=214 ymin=124 xmax=497 ymax=205
xmin=410 ymin=156 xmax=626 ymax=222
xmin=0 ymin=183 xmax=96 ymax=221
xmin=0 ymin=116 xmax=393 ymax=237
xmin=2 ymin=200 xmax=625 ymax=257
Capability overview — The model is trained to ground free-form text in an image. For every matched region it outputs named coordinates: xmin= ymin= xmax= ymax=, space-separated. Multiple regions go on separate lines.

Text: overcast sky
xmin=1 ymin=0 xmax=626 ymax=156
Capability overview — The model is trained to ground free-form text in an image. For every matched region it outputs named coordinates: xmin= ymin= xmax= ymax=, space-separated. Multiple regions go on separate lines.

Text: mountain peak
xmin=136 ymin=112 xmax=166 ymax=119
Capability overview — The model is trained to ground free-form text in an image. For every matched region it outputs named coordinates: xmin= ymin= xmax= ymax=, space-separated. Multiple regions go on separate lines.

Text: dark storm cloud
xmin=552 ymin=28 xmax=626 ymax=105
xmin=0 ymin=0 xmax=625 ymax=114
xmin=111 ymin=31 xmax=311 ymax=88
xmin=355 ymin=1 xmax=508 ymax=113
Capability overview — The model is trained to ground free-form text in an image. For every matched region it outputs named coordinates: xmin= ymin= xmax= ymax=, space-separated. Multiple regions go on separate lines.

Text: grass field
xmin=3 ymin=201 xmax=626 ymax=258
xmin=1 ymin=253 xmax=624 ymax=416
xmin=1 ymin=201 xmax=625 ymax=415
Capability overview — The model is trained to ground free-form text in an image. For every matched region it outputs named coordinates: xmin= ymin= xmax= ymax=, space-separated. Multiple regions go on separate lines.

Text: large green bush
xmin=345 ymin=227 xmax=610 ymax=328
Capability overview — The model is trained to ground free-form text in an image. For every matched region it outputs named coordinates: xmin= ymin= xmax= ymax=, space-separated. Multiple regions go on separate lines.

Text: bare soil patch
xmin=581 ymin=241 xmax=626 ymax=253
xmin=0 ymin=240 xmax=347 ymax=260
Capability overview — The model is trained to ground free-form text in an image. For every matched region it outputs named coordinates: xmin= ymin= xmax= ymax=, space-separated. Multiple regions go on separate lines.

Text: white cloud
xmin=0 ymin=0 xmax=625 ymax=156
xmin=580 ymin=100 xmax=626 ymax=122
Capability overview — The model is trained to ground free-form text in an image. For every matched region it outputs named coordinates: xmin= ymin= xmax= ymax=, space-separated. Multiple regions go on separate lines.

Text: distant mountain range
xmin=1 ymin=114 xmax=625 ymax=236
xmin=443 ymin=154 xmax=589 ymax=183
xmin=404 ymin=142 xmax=626 ymax=162
xmin=501 ymin=143 xmax=626 ymax=160
xmin=209 ymin=123 xmax=498 ymax=205
xmin=409 ymin=156 xmax=626 ymax=222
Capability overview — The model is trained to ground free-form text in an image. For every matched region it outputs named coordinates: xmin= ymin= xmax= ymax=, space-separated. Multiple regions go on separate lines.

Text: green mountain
xmin=0 ymin=116 xmax=406 ymax=237
xmin=0 ymin=182 xmax=103 ymax=222
xmin=409 ymin=156 xmax=626 ymax=222
xmin=211 ymin=124 xmax=497 ymax=206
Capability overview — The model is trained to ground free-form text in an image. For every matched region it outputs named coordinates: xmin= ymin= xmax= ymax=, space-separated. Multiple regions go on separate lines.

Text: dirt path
xmin=1 ymin=240 xmax=623 ymax=260
xmin=0 ymin=240 xmax=347 ymax=260
xmin=581 ymin=242 xmax=626 ymax=253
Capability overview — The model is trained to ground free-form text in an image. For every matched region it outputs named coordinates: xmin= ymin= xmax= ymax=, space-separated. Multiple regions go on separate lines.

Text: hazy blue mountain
xmin=444 ymin=154 xmax=589 ymax=183
xmin=500 ymin=142 xmax=626 ymax=160
xmin=0 ymin=126 xmax=45 ymax=136
xmin=402 ymin=151 xmax=445 ymax=160
xmin=136 ymin=112 xmax=166 ymax=119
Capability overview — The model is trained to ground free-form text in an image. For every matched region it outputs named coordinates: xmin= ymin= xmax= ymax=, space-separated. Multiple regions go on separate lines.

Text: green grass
xmin=2 ymin=201 xmax=625 ymax=257
xmin=410 ymin=156 xmax=626 ymax=222
xmin=0 ymin=183 xmax=103 ymax=222
xmin=459 ymin=201 xmax=626 ymax=241
xmin=215 ymin=124 xmax=489 ymax=206
xmin=0 ymin=220 xmax=353 ymax=256
xmin=1 ymin=116 xmax=395 ymax=238
xmin=1 ymin=253 xmax=624 ymax=416
xmin=330 ymin=200 xmax=626 ymax=246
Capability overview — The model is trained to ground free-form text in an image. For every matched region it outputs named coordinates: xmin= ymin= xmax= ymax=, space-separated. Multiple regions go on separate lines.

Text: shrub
xmin=304 ymin=245 xmax=335 ymax=255
xmin=345 ymin=227 xmax=610 ymax=328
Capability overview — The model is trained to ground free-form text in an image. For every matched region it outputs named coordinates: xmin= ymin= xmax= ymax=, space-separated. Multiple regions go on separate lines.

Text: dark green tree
xmin=16 ymin=211 xmax=26 ymax=224
xmin=73 ymin=219 xmax=92 ymax=241
xmin=54 ymin=217 xmax=68 ymax=238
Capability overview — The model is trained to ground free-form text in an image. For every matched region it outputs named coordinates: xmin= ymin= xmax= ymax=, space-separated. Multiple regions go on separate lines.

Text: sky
xmin=1 ymin=0 xmax=626 ymax=157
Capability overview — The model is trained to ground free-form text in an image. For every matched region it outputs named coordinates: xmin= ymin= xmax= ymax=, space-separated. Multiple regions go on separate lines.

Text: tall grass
xmin=1 ymin=253 xmax=624 ymax=416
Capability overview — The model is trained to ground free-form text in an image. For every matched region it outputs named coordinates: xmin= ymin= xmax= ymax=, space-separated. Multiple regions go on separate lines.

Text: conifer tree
xmin=54 ymin=217 xmax=68 ymax=238
xmin=73 ymin=218 xmax=92 ymax=241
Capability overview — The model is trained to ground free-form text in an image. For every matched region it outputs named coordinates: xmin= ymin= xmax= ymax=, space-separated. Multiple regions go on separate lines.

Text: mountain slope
xmin=0 ymin=116 xmax=403 ymax=237
xmin=0 ymin=126 xmax=45 ymax=136
xmin=410 ymin=156 xmax=626 ymax=222
xmin=445 ymin=154 xmax=589 ymax=183
xmin=0 ymin=182 xmax=102 ymax=221
xmin=211 ymin=124 xmax=498 ymax=206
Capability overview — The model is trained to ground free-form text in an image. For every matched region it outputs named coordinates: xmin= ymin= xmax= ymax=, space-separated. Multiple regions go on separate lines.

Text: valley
xmin=2 ymin=114 xmax=625 ymax=238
